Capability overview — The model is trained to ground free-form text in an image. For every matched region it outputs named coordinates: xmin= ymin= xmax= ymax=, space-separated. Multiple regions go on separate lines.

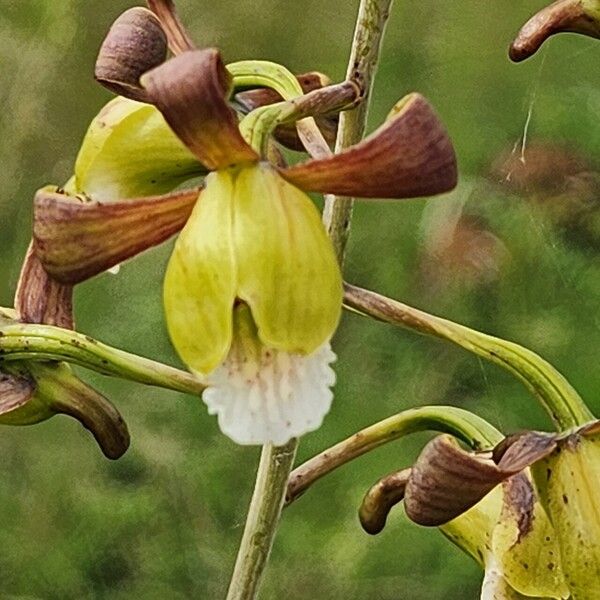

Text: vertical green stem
xmin=225 ymin=441 xmax=297 ymax=600
xmin=323 ymin=0 xmax=394 ymax=261
xmin=225 ymin=2 xmax=394 ymax=598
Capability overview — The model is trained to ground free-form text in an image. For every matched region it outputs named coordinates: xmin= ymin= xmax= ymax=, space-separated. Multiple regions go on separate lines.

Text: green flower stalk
xmin=343 ymin=284 xmax=592 ymax=430
xmin=76 ymin=3 xmax=457 ymax=445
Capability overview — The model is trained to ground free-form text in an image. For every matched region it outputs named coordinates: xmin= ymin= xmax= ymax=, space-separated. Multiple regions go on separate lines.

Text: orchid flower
xmin=360 ymin=410 xmax=600 ymax=599
xmin=32 ymin=1 xmax=457 ymax=445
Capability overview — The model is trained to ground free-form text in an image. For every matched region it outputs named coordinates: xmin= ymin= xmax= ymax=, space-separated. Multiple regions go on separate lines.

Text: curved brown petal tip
xmin=43 ymin=368 xmax=130 ymax=460
xmin=15 ymin=243 xmax=73 ymax=329
xmin=96 ymin=7 xmax=168 ymax=102
xmin=510 ymin=0 xmax=600 ymax=62
xmin=142 ymin=49 xmax=258 ymax=170
xmin=492 ymin=430 xmax=557 ymax=468
xmin=359 ymin=468 xmax=411 ymax=535
xmin=280 ymin=93 xmax=457 ymax=199
xmin=33 ymin=187 xmax=200 ymax=285
xmin=147 ymin=0 xmax=196 ymax=54
xmin=404 ymin=435 xmax=521 ymax=527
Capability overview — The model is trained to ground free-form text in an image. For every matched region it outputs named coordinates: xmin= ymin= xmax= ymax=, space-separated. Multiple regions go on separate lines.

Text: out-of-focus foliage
xmin=1 ymin=1 xmax=599 ymax=598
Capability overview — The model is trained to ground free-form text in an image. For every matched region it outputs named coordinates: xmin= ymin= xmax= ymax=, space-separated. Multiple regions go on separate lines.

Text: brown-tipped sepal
xmin=141 ymin=49 xmax=259 ymax=170
xmin=280 ymin=93 xmax=457 ymax=199
xmin=403 ymin=433 xmax=557 ymax=526
xmin=33 ymin=186 xmax=200 ymax=284
xmin=96 ymin=7 xmax=168 ymax=102
xmin=404 ymin=435 xmax=515 ymax=526
xmin=510 ymin=0 xmax=600 ymax=62
xmin=0 ymin=362 xmax=130 ymax=459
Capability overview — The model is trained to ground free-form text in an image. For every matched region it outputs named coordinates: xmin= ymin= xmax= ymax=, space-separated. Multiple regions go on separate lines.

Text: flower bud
xmin=0 ymin=362 xmax=129 ymax=459
xmin=511 ymin=0 xmax=600 ymax=62
xmin=68 ymin=96 xmax=204 ymax=202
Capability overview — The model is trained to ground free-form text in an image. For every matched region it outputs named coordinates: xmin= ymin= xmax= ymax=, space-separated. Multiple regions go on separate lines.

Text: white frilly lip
xmin=201 ymin=342 xmax=336 ymax=446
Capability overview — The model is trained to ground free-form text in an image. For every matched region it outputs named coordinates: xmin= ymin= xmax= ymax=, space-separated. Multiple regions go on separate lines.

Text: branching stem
xmin=225 ymin=2 xmax=394 ymax=598
xmin=0 ymin=322 xmax=205 ymax=396
xmin=343 ymin=283 xmax=593 ymax=430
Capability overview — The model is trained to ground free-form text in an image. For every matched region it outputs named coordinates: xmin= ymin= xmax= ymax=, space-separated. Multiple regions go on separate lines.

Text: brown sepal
xmin=404 ymin=432 xmax=556 ymax=526
xmin=15 ymin=243 xmax=74 ymax=329
xmin=141 ymin=49 xmax=258 ymax=170
xmin=146 ymin=0 xmax=196 ymax=55
xmin=279 ymin=93 xmax=457 ymax=199
xmin=95 ymin=7 xmax=168 ymax=102
xmin=510 ymin=0 xmax=600 ymax=62
xmin=404 ymin=435 xmax=522 ymax=527
xmin=492 ymin=430 xmax=557 ymax=470
xmin=33 ymin=187 xmax=200 ymax=285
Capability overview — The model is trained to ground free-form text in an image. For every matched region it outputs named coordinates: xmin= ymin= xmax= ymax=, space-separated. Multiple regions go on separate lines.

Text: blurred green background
xmin=1 ymin=0 xmax=600 ymax=598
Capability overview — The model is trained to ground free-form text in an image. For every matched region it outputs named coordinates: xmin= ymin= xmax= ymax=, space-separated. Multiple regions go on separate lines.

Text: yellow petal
xmin=441 ymin=479 xmax=568 ymax=599
xmin=481 ymin=554 xmax=532 ymax=600
xmin=233 ymin=164 xmax=342 ymax=354
xmin=440 ymin=486 xmax=502 ymax=568
xmin=73 ymin=97 xmax=202 ymax=201
xmin=163 ymin=170 xmax=236 ymax=374
xmin=532 ymin=432 xmax=600 ymax=600
xmin=493 ymin=476 xmax=569 ymax=599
